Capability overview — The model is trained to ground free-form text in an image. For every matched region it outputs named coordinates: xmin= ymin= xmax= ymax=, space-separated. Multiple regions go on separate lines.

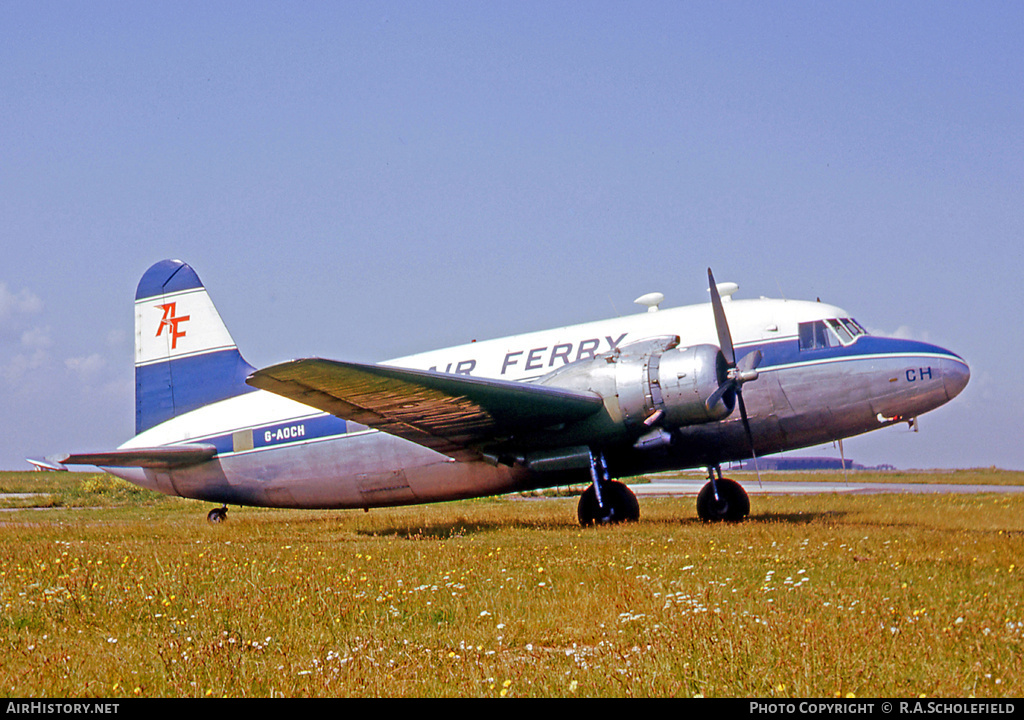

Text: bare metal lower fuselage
xmin=110 ymin=340 xmax=969 ymax=510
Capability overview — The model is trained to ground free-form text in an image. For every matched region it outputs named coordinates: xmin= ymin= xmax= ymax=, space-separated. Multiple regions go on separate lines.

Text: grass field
xmin=1 ymin=470 xmax=1022 ymax=698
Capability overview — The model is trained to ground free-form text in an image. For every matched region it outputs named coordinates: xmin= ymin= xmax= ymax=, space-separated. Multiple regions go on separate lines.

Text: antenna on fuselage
xmin=713 ymin=282 xmax=739 ymax=301
xmin=634 ymin=292 xmax=664 ymax=312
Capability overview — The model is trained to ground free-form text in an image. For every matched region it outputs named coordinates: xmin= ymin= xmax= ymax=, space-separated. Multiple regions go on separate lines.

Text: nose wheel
xmin=696 ymin=467 xmax=749 ymax=522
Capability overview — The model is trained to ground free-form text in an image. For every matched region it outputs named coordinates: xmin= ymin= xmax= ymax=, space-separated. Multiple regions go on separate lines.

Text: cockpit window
xmin=799 ymin=318 xmax=867 ymax=350
xmin=841 ymin=318 xmax=868 ymax=336
xmin=827 ymin=318 xmax=853 ymax=344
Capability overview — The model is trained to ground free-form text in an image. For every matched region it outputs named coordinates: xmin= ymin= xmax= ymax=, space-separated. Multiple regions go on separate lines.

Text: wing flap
xmin=247 ymin=359 xmax=604 ymax=460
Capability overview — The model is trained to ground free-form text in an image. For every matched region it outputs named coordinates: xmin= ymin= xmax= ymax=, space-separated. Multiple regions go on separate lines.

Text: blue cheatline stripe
xmin=174 ymin=413 xmax=351 ymax=456
xmin=136 ymin=259 xmax=205 ymax=300
xmin=136 ymin=349 xmax=257 ymax=434
xmin=744 ymin=335 xmax=963 ymax=372
xmin=250 ymin=414 xmax=350 ymax=450
xmin=516 ymin=335 xmax=961 ymax=381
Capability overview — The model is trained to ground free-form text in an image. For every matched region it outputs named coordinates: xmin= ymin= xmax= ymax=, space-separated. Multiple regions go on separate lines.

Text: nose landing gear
xmin=696 ymin=466 xmax=749 ymax=522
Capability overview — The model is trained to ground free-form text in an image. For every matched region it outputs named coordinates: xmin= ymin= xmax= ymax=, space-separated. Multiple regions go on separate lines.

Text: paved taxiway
xmin=631 ymin=477 xmax=1024 ymax=497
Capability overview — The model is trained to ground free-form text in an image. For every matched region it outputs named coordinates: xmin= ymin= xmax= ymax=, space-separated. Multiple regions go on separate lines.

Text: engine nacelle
xmin=652 ymin=342 xmax=735 ymax=426
xmin=536 ymin=336 xmax=733 ymax=442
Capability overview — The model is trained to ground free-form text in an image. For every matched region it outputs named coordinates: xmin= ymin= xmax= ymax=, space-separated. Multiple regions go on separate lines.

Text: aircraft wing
xmin=29 ymin=444 xmax=218 ymax=471
xmin=247 ymin=358 xmax=605 ymax=461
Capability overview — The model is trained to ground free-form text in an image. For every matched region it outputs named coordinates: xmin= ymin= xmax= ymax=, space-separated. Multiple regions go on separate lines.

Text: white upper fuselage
xmin=123 ymin=295 xmax=847 ymax=450
xmin=387 ymin=296 xmax=835 ymax=382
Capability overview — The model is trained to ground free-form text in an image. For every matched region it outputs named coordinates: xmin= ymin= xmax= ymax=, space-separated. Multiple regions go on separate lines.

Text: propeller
xmin=705 ymin=268 xmax=763 ymax=481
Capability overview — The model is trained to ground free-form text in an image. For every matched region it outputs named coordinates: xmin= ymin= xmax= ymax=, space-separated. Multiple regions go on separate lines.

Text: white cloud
xmin=0 ymin=282 xmax=43 ymax=331
xmin=65 ymin=353 xmax=107 ymax=378
xmin=868 ymin=324 xmax=932 ymax=342
xmin=21 ymin=325 xmax=52 ymax=351
xmin=1 ymin=348 xmax=49 ymax=382
xmin=0 ymin=324 xmax=53 ymax=384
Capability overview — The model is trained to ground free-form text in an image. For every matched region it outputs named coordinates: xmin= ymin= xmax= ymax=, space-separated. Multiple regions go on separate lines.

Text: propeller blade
xmin=705 ymin=269 xmax=762 ymax=486
xmin=708 ymin=268 xmax=735 ymax=367
xmin=736 ymin=390 xmax=763 ymax=487
xmin=736 ymin=349 xmax=763 ymax=374
xmin=705 ymin=381 xmax=734 ymax=414
xmin=737 ymin=388 xmax=751 ymax=437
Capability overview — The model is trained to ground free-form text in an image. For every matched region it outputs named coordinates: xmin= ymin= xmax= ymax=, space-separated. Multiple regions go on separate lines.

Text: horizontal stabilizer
xmin=26 ymin=458 xmax=70 ymax=472
xmin=33 ymin=444 xmax=218 ymax=470
xmin=247 ymin=359 xmax=605 ymax=461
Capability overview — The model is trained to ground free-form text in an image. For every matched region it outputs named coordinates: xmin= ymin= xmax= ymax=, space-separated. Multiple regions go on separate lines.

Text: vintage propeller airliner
xmin=32 ymin=260 xmax=969 ymax=526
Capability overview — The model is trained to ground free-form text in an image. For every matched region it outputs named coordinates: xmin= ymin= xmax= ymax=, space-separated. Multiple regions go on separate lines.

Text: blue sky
xmin=2 ymin=1 xmax=1021 ymax=470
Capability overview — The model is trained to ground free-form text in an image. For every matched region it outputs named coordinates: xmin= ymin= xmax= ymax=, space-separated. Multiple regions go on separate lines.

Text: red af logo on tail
xmin=156 ymin=302 xmax=190 ymax=349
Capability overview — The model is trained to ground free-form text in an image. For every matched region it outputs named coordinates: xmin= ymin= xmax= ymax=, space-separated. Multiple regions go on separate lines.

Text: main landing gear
xmin=696 ymin=466 xmax=749 ymax=522
xmin=578 ymin=451 xmax=640 ymax=526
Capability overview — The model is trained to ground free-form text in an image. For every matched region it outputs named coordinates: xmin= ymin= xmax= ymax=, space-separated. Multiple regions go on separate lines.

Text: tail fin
xmin=135 ymin=259 xmax=256 ymax=434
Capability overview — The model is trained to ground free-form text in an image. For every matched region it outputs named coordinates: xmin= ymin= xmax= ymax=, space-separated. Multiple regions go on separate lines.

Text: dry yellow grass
xmin=1 ymin=471 xmax=1022 ymax=697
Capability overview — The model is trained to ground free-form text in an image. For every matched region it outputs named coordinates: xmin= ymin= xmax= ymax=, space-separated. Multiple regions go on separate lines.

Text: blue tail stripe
xmin=136 ymin=349 xmax=256 ymax=434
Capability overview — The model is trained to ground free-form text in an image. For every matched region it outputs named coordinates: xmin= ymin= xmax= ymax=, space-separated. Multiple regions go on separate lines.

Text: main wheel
xmin=207 ymin=507 xmax=227 ymax=524
xmin=696 ymin=478 xmax=749 ymax=522
xmin=578 ymin=481 xmax=640 ymax=526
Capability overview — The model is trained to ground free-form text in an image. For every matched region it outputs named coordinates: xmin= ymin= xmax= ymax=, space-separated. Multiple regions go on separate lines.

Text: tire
xmin=696 ymin=478 xmax=749 ymax=522
xmin=578 ymin=481 xmax=640 ymax=526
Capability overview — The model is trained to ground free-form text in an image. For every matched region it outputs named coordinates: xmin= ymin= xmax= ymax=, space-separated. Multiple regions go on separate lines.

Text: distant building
xmin=732 ymin=457 xmax=896 ymax=471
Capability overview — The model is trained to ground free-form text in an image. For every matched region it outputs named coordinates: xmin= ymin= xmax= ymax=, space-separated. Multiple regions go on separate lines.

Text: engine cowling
xmin=536 ymin=335 xmax=734 ymax=442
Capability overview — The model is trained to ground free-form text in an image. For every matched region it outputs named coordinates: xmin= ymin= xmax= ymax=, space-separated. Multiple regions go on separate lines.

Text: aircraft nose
xmin=942 ymin=356 xmax=970 ymax=400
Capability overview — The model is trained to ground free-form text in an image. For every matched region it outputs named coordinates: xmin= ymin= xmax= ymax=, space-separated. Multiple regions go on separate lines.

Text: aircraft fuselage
xmin=112 ymin=295 xmax=969 ymax=510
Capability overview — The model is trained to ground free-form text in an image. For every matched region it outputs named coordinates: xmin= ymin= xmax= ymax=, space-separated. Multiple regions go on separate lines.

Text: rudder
xmin=135 ymin=259 xmax=256 ymax=434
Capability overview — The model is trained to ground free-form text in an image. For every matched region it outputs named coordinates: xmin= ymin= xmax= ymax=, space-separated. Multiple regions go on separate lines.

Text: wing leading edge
xmin=247 ymin=358 xmax=605 ymax=461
